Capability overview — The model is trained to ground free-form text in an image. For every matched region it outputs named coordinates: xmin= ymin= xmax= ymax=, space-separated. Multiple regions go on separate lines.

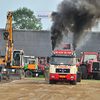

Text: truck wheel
xmin=53 ymin=81 xmax=57 ymax=84
xmin=87 ymin=75 xmax=93 ymax=79
xmin=95 ymin=73 xmax=100 ymax=80
xmin=49 ymin=80 xmax=52 ymax=84
xmin=71 ymin=81 xmax=77 ymax=85
xmin=81 ymin=66 xmax=87 ymax=79
xmin=49 ymin=80 xmax=56 ymax=84
xmin=49 ymin=80 xmax=53 ymax=84
xmin=93 ymin=74 xmax=97 ymax=79
xmin=25 ymin=70 xmax=32 ymax=77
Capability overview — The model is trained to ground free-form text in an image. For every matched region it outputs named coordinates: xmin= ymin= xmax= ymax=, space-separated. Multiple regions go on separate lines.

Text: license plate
xmin=60 ymin=76 xmax=66 ymax=78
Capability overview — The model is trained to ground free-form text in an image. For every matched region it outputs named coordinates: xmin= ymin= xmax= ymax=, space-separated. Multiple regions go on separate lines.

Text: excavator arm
xmin=3 ymin=11 xmax=13 ymax=67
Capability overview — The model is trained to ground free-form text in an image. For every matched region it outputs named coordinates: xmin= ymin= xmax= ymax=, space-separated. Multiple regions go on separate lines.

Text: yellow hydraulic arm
xmin=3 ymin=11 xmax=13 ymax=67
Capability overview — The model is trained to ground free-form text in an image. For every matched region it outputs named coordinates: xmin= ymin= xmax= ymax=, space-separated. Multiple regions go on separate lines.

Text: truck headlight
xmin=51 ymin=75 xmax=55 ymax=78
xmin=71 ymin=76 xmax=74 ymax=78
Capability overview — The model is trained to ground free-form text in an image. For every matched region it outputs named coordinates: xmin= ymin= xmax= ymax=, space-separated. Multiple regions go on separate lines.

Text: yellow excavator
xmin=2 ymin=11 xmax=25 ymax=80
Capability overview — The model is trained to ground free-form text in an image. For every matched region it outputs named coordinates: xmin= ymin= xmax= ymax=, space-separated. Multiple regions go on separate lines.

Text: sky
xmin=0 ymin=0 xmax=62 ymax=30
xmin=0 ymin=0 xmax=100 ymax=31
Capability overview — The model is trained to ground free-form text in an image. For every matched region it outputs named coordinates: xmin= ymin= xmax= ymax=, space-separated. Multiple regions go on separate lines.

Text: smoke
xmin=51 ymin=0 xmax=100 ymax=50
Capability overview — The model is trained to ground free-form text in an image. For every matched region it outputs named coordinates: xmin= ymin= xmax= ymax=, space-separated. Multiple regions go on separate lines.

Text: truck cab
xmin=38 ymin=57 xmax=49 ymax=75
xmin=45 ymin=50 xmax=81 ymax=85
xmin=24 ymin=59 xmax=39 ymax=77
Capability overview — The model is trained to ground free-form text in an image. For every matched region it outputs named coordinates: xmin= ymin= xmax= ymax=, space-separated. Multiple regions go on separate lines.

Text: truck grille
xmin=92 ymin=62 xmax=100 ymax=72
xmin=56 ymin=68 xmax=70 ymax=73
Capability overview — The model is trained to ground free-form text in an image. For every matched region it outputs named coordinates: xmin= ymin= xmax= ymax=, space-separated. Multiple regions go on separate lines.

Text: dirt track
xmin=0 ymin=79 xmax=100 ymax=100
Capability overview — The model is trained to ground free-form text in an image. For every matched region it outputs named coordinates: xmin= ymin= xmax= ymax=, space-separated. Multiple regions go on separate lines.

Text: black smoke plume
xmin=51 ymin=0 xmax=100 ymax=50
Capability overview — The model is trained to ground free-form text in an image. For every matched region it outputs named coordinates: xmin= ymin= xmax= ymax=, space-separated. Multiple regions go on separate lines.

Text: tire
xmin=53 ymin=81 xmax=57 ymax=84
xmin=49 ymin=80 xmax=53 ymax=84
xmin=87 ymin=75 xmax=93 ymax=79
xmin=95 ymin=73 xmax=100 ymax=80
xmin=81 ymin=66 xmax=87 ymax=79
xmin=72 ymin=81 xmax=77 ymax=85
xmin=25 ymin=70 xmax=32 ymax=77
xmin=93 ymin=74 xmax=97 ymax=79
xmin=49 ymin=80 xmax=56 ymax=84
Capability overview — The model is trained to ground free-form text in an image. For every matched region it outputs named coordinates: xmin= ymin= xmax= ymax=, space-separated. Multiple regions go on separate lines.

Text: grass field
xmin=82 ymin=79 xmax=100 ymax=82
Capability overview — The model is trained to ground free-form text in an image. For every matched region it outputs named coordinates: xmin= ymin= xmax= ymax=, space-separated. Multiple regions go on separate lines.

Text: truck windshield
xmin=50 ymin=57 xmax=76 ymax=65
xmin=40 ymin=60 xmax=45 ymax=65
xmin=29 ymin=60 xmax=35 ymax=64
xmin=84 ymin=54 xmax=97 ymax=62
xmin=24 ymin=57 xmax=31 ymax=63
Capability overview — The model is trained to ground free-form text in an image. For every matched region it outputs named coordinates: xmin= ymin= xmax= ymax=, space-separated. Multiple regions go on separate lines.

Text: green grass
xmin=24 ymin=75 xmax=45 ymax=80
xmin=82 ymin=79 xmax=100 ymax=82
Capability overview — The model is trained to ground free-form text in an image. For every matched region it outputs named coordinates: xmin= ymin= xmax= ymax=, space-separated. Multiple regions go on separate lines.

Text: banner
xmin=36 ymin=11 xmax=52 ymax=19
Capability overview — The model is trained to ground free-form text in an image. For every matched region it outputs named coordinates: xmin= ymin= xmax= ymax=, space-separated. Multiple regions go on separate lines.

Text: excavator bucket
xmin=3 ymin=73 xmax=21 ymax=80
xmin=8 ymin=73 xmax=21 ymax=80
xmin=2 ymin=69 xmax=25 ymax=80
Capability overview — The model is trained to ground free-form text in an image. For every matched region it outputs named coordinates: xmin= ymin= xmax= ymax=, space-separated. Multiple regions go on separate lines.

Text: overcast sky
xmin=0 ymin=0 xmax=100 ymax=31
xmin=0 ymin=0 xmax=62 ymax=30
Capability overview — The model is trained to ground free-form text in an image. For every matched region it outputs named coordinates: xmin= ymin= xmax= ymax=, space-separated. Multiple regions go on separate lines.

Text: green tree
xmin=12 ymin=7 xmax=42 ymax=30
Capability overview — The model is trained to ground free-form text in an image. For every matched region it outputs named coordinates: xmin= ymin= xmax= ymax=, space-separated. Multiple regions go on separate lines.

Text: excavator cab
xmin=12 ymin=50 xmax=24 ymax=68
xmin=2 ymin=50 xmax=25 ymax=80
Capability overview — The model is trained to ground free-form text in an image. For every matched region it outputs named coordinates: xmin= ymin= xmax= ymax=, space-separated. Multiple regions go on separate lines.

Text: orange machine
xmin=2 ymin=11 xmax=25 ymax=80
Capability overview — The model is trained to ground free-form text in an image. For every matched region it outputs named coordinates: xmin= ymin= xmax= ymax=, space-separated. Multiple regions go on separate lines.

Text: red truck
xmin=76 ymin=52 xmax=100 ymax=79
xmin=44 ymin=50 xmax=81 ymax=85
xmin=38 ymin=57 xmax=49 ymax=75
